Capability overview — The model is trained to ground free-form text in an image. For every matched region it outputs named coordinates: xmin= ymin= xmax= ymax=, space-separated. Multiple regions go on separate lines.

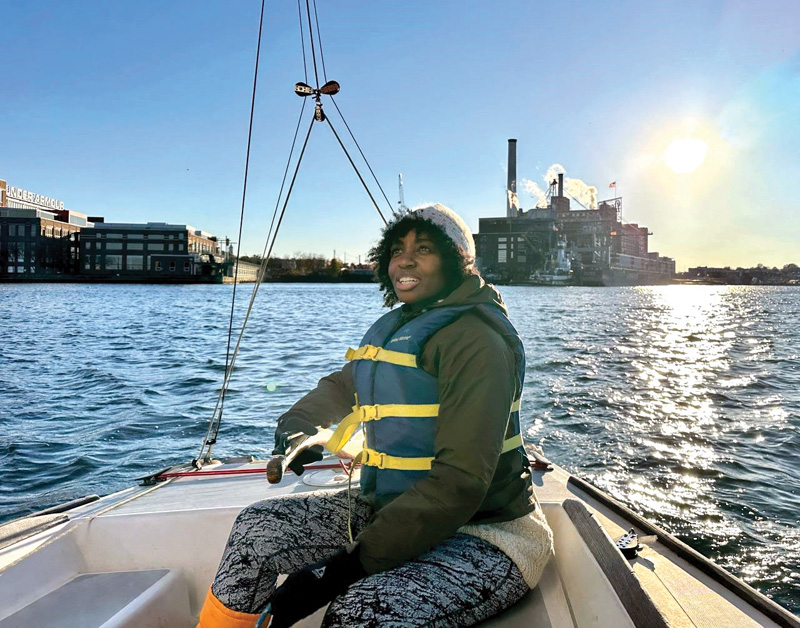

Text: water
xmin=1 ymin=283 xmax=798 ymax=612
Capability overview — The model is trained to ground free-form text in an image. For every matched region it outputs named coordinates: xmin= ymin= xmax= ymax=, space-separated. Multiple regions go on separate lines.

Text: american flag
xmin=609 ymin=181 xmax=616 ymax=188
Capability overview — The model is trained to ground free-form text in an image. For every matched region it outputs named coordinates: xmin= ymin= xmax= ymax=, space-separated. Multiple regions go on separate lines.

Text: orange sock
xmin=197 ymin=588 xmax=265 ymax=628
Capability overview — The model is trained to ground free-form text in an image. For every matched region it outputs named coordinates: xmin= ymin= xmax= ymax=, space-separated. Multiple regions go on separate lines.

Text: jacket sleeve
xmin=355 ymin=313 xmax=518 ymax=574
xmin=275 ymin=361 xmax=356 ymax=434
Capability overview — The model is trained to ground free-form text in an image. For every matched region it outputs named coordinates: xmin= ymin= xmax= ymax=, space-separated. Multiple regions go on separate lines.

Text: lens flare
xmin=665 ymin=138 xmax=709 ymax=174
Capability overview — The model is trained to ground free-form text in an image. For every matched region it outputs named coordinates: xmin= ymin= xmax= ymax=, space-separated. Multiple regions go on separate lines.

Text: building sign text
xmin=6 ymin=186 xmax=65 ymax=210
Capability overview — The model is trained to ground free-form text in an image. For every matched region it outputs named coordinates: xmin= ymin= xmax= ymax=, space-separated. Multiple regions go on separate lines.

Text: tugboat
xmin=529 ymin=238 xmax=573 ymax=286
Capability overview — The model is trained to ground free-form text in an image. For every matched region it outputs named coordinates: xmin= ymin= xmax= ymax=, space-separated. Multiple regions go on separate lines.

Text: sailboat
xmin=1 ymin=3 xmax=798 ymax=627
xmin=1 ymin=446 xmax=797 ymax=626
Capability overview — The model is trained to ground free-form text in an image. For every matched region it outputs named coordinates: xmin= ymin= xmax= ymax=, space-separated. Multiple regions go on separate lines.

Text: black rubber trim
xmin=568 ymin=474 xmax=800 ymax=628
xmin=30 ymin=494 xmax=100 ymax=517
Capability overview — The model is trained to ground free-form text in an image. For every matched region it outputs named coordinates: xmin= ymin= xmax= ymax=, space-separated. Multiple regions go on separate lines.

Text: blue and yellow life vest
xmin=326 ymin=303 xmax=527 ymax=506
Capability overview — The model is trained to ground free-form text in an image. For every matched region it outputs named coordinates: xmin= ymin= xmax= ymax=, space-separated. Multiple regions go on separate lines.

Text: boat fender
xmin=615 ymin=528 xmax=658 ymax=560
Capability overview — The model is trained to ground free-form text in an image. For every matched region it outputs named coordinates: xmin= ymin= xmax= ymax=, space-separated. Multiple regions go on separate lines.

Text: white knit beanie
xmin=409 ymin=203 xmax=476 ymax=259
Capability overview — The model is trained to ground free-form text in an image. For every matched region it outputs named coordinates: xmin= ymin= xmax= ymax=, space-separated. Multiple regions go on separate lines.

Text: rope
xmin=255 ymin=603 xmax=272 ymax=628
xmin=198 ymin=102 xmax=308 ymax=463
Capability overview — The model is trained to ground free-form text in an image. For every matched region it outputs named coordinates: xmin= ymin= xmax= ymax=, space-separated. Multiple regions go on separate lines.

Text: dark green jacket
xmin=276 ymin=275 xmax=535 ymax=573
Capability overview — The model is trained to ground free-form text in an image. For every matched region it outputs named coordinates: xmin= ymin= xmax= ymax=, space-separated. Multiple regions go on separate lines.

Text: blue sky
xmin=2 ymin=1 xmax=798 ymax=269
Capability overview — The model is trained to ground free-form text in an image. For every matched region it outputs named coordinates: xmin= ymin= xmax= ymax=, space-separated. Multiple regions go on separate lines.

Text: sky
xmin=2 ymin=0 xmax=799 ymax=270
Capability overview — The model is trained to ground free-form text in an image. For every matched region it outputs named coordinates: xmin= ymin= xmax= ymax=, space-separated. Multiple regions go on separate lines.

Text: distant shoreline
xmin=3 ymin=274 xmax=800 ymax=287
xmin=0 ymin=274 xmax=376 ymax=285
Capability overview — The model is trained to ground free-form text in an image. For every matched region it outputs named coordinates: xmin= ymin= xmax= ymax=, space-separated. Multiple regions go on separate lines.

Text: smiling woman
xmin=665 ymin=137 xmax=709 ymax=174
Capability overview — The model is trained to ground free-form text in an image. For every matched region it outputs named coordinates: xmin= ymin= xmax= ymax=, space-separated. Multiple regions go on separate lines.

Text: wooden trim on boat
xmin=568 ymin=475 xmax=800 ymax=628
xmin=563 ymin=499 xmax=669 ymax=628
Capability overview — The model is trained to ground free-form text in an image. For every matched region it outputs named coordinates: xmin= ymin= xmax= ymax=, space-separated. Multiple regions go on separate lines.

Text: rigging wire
xmin=199 ymin=99 xmax=310 ymax=463
xmin=198 ymin=116 xmax=316 ymax=464
xmin=261 ymin=99 xmax=310 ymax=263
xmin=198 ymin=0 xmax=396 ymax=462
xmin=311 ymin=0 xmax=328 ymax=83
xmin=326 ymin=116 xmax=388 ymax=226
xmin=202 ymin=0 xmax=266 ymax=463
xmin=304 ymin=0 xmax=321 ymax=87
xmin=330 ymin=97 xmax=394 ymax=214
xmin=309 ymin=0 xmax=388 ymax=213
xmin=297 ymin=0 xmax=308 ymax=84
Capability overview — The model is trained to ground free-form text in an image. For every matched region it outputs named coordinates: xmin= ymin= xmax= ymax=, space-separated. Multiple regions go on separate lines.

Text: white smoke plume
xmin=507 ymin=189 xmax=520 ymax=213
xmin=544 ymin=163 xmax=566 ymax=186
xmin=522 ymin=163 xmax=599 ymax=210
xmin=564 ymin=178 xmax=598 ymax=209
xmin=521 ymin=178 xmax=548 ymax=208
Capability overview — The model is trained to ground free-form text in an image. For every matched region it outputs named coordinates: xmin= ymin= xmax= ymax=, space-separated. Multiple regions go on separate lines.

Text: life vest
xmin=326 ymin=303 xmax=526 ymax=506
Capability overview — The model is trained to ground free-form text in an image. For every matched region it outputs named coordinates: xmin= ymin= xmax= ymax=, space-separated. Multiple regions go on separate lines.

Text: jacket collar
xmin=399 ymin=275 xmax=491 ymax=320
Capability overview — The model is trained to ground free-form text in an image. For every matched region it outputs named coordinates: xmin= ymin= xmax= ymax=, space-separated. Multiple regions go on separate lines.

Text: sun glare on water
xmin=665 ymin=138 xmax=708 ymax=174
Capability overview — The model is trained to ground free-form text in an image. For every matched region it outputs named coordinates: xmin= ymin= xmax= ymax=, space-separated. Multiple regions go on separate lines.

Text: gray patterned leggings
xmin=211 ymin=488 xmax=529 ymax=627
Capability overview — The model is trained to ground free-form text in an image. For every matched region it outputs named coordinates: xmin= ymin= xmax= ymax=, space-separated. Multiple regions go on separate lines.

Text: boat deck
xmin=0 ymin=458 xmax=796 ymax=627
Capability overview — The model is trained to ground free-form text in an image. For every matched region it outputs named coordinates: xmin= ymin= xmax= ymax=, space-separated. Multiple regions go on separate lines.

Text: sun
xmin=665 ymin=138 xmax=708 ymax=174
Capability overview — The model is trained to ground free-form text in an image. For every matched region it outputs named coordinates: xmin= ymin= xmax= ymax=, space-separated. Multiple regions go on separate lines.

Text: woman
xmin=198 ymin=204 xmax=553 ymax=628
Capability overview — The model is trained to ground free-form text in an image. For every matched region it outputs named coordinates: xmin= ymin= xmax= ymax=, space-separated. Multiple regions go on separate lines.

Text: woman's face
xmin=388 ymin=229 xmax=447 ymax=305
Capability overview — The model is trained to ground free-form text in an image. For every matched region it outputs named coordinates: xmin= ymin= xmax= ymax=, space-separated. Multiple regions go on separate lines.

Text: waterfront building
xmin=79 ymin=222 xmax=223 ymax=280
xmin=227 ymin=259 xmax=261 ymax=283
xmin=1 ymin=177 xmax=231 ymax=282
xmin=0 ymin=180 xmax=89 ymax=277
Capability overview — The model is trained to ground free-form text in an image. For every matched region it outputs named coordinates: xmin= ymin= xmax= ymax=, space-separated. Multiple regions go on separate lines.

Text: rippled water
xmin=1 ymin=283 xmax=798 ymax=612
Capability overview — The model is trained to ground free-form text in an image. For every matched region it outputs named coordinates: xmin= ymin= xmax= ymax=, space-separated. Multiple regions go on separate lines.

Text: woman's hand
xmin=272 ymin=416 xmax=323 ymax=477
xmin=269 ymin=545 xmax=366 ymax=628
xmin=272 ymin=416 xmax=318 ymax=455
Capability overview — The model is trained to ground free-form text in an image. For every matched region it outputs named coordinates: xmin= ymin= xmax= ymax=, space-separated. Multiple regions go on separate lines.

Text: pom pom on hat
xmin=408 ymin=203 xmax=475 ymax=259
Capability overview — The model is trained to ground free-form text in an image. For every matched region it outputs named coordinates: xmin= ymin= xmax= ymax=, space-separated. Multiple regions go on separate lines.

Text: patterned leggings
xmin=211 ymin=488 xmax=529 ymax=627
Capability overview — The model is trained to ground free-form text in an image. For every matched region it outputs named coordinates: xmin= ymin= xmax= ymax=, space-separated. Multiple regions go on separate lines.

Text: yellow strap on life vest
xmin=501 ymin=433 xmax=524 ymax=453
xmin=345 ymin=345 xmax=418 ymax=368
xmin=326 ymin=403 xmax=440 ymax=454
xmin=362 ymin=447 xmax=435 ymax=471
xmin=361 ymin=433 xmax=523 ymax=472
xmin=327 ymin=394 xmax=523 ymax=461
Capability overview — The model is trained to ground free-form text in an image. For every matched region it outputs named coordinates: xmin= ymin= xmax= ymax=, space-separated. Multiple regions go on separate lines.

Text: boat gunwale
xmin=568 ymin=474 xmax=800 ymax=628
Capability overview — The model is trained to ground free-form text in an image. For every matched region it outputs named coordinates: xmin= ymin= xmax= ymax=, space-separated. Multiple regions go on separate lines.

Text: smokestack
xmin=507 ymin=139 xmax=517 ymax=217
xmin=558 ymin=173 xmax=564 ymax=198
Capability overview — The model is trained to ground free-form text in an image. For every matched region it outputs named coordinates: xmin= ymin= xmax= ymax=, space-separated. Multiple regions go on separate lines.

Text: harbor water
xmin=0 ymin=283 xmax=798 ymax=613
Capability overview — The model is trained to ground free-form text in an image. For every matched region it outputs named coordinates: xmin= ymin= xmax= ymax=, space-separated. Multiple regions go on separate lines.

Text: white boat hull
xmin=0 ymin=458 xmax=796 ymax=627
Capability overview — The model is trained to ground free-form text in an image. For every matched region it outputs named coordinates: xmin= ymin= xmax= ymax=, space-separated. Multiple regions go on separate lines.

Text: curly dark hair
xmin=368 ymin=212 xmax=476 ymax=307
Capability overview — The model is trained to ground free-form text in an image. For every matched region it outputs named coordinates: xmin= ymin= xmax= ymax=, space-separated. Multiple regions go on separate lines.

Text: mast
xmin=398 ymin=173 xmax=407 ymax=211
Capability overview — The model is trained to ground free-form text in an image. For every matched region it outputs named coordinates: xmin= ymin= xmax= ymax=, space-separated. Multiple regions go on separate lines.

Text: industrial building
xmin=474 ymin=141 xmax=676 ymax=285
